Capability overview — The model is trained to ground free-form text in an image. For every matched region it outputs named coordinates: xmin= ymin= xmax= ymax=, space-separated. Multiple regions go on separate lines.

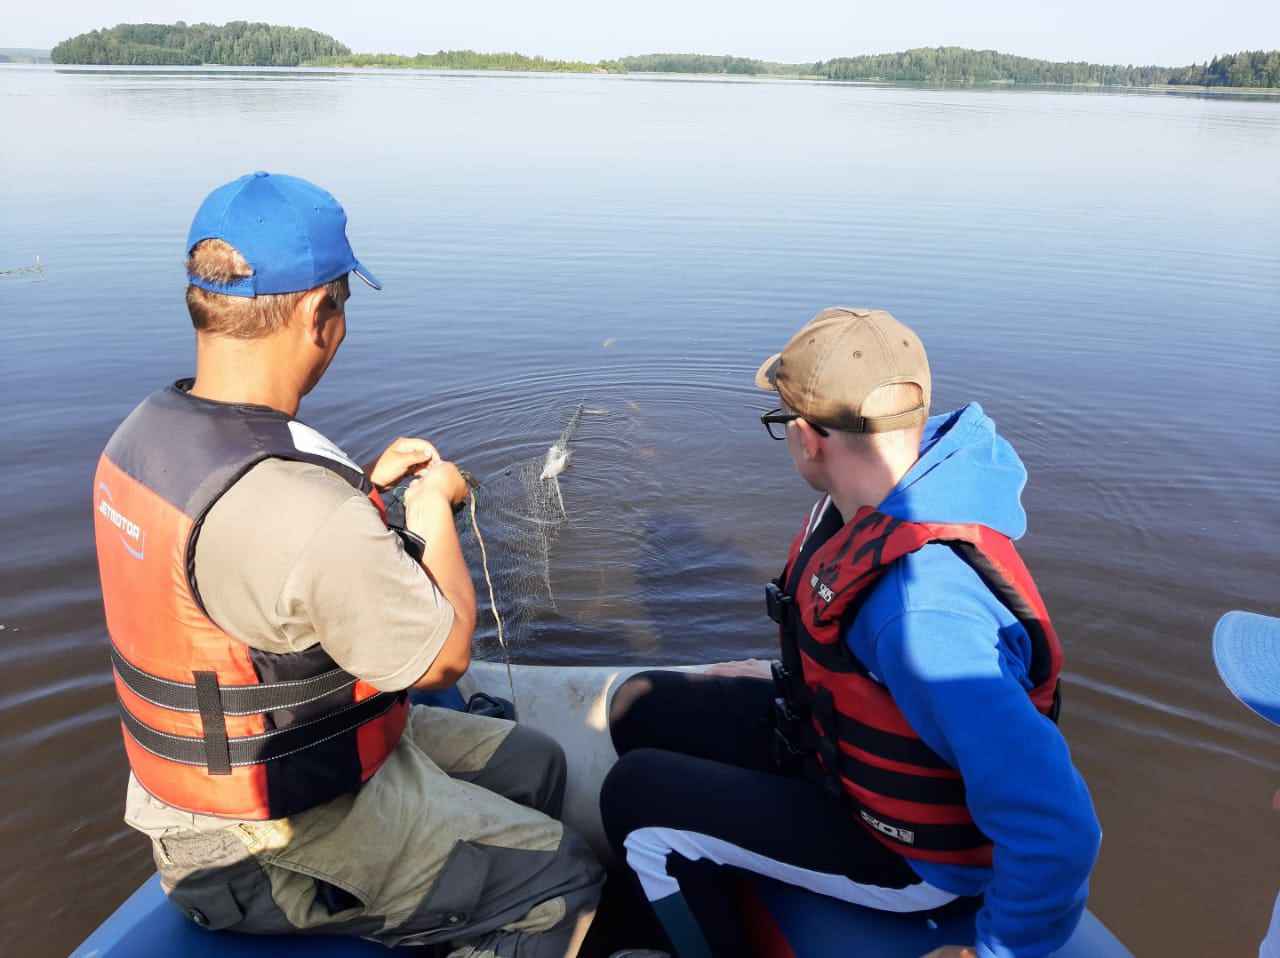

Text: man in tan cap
xmin=599 ymin=309 xmax=1102 ymax=958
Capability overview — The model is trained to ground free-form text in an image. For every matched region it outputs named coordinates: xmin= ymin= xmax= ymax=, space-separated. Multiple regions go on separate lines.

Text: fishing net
xmin=387 ymin=402 xmax=605 ymax=658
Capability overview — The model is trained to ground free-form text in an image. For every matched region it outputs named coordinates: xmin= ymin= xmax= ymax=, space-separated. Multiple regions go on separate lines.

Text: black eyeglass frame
xmin=760 ymin=408 xmax=830 ymax=440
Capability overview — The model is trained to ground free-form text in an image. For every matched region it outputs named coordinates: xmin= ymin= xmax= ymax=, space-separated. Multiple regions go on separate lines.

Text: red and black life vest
xmin=93 ymin=381 xmax=410 ymax=820
xmin=768 ymin=498 xmax=1062 ymax=867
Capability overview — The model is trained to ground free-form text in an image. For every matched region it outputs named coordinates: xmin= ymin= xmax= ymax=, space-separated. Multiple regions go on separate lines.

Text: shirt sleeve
xmin=867 ymin=602 xmax=1101 ymax=958
xmin=194 ymin=460 xmax=454 ymax=691
xmin=279 ymin=493 xmax=455 ymax=691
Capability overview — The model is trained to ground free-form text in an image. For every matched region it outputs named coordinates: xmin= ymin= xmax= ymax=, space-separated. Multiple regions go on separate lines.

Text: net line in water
xmin=387 ymin=401 xmax=609 ymax=712
xmin=459 ymin=402 xmax=603 ymax=641
xmin=0 ymin=255 xmax=45 ymax=280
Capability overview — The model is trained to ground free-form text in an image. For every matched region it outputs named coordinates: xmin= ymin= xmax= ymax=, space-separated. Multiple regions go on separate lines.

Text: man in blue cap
xmin=1214 ymin=610 xmax=1280 ymax=958
xmin=92 ymin=172 xmax=603 ymax=955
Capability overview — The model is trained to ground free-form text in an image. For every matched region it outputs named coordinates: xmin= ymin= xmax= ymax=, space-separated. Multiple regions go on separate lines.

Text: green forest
xmin=46 ymin=23 xmax=1280 ymax=89
xmin=609 ymin=53 xmax=806 ymax=76
xmin=50 ymin=22 xmax=349 ymax=67
xmin=310 ymin=50 xmax=613 ymax=73
xmin=816 ymin=47 xmax=1280 ymax=87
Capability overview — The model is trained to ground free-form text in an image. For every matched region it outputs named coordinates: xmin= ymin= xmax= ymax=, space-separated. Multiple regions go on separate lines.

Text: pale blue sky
xmin=8 ymin=0 xmax=1279 ymax=66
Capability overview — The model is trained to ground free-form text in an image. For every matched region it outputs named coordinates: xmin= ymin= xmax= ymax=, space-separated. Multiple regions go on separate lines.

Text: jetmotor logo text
xmin=97 ymin=483 xmax=145 ymax=559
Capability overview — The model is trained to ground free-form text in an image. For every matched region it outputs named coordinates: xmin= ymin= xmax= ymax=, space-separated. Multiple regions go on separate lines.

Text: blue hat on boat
xmin=1213 ymin=611 xmax=1280 ymax=727
xmin=187 ymin=171 xmax=380 ymax=297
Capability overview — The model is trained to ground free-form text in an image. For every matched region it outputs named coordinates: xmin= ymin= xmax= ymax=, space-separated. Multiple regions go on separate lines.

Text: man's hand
xmin=921 ymin=947 xmax=978 ymax=958
xmin=365 ymin=437 xmax=438 ymax=491
xmin=403 ymin=460 xmax=470 ymax=515
xmin=704 ymin=658 xmax=772 ymax=678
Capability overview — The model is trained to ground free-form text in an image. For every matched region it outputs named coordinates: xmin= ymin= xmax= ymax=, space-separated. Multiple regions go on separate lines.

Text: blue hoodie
xmin=845 ymin=403 xmax=1101 ymax=958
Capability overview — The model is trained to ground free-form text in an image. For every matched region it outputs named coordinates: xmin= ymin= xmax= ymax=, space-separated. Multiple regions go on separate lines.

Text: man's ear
xmin=796 ymin=419 xmax=825 ymax=461
xmin=296 ymin=287 xmax=333 ymax=347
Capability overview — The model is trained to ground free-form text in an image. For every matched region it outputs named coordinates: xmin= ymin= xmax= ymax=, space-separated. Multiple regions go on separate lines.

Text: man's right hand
xmin=403 ymin=460 xmax=470 ymax=513
xmin=400 ymin=458 xmax=478 ymax=690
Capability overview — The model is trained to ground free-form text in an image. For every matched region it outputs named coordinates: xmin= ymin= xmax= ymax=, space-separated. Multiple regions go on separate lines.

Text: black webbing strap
xmin=810 ymin=686 xmax=846 ymax=798
xmin=111 ymin=646 xmax=357 ymax=715
xmin=836 ymin=748 xmax=969 ymax=805
xmin=117 ymin=691 xmax=403 ymax=768
xmin=392 ymin=526 xmax=427 ymax=563
xmin=766 ymin=580 xmax=807 ymax=686
xmin=193 ymin=671 xmax=232 ymax=775
xmin=832 ymin=710 xmax=956 ymax=770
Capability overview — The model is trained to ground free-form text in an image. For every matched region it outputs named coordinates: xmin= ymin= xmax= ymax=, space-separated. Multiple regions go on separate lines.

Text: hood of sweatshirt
xmin=877 ymin=402 xmax=1027 ymax=539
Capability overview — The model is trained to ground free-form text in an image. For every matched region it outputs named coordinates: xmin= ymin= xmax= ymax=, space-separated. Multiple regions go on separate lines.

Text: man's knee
xmin=480 ymin=723 xmax=568 ymax=816
xmin=600 ymin=748 xmax=671 ymax=854
xmin=609 ymin=671 xmax=662 ymax=753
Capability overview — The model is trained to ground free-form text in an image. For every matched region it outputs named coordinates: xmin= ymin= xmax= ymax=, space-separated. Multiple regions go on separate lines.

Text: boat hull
xmin=73 ymin=661 xmax=1132 ymax=957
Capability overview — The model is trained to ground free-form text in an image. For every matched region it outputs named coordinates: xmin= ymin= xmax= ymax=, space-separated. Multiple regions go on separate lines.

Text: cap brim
xmin=755 ymin=353 xmax=781 ymax=391
xmin=352 ymin=262 xmax=381 ymax=291
xmin=1213 ymin=610 xmax=1280 ymax=726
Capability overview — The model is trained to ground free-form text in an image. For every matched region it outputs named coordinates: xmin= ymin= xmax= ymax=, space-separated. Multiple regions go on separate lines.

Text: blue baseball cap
xmin=186 ymin=171 xmax=381 ymax=297
xmin=1213 ymin=610 xmax=1280 ymax=726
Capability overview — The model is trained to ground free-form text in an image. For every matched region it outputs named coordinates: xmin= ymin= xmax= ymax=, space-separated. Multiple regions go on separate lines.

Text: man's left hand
xmin=366 ymin=437 xmax=438 ymax=491
xmin=704 ymin=658 xmax=772 ymax=678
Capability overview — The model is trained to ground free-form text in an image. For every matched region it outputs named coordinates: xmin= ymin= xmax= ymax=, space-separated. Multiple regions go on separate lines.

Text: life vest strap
xmin=811 ymin=685 xmax=845 ymax=798
xmin=118 ymin=690 xmax=404 ymax=769
xmin=111 ymin=646 xmax=358 ymax=716
xmin=854 ymin=805 xmax=991 ymax=855
xmin=832 ymin=710 xmax=956 ymax=770
xmin=835 ymin=748 xmax=968 ymax=805
xmin=777 ymin=660 xmax=956 ymax=772
xmin=771 ymin=695 xmax=809 ymax=774
xmin=193 ymin=671 xmax=232 ymax=775
xmin=392 ymin=526 xmax=427 ymax=562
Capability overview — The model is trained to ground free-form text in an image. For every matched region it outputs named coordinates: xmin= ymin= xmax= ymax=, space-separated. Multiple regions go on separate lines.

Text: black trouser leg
xmin=601 ymin=671 xmax=926 ymax=957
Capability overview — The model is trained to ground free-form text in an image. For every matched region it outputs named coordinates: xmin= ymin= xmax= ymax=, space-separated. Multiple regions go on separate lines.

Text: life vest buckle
xmin=770 ymin=659 xmax=795 ymax=700
xmin=772 ymin=696 xmax=806 ymax=774
xmin=765 ymin=581 xmax=792 ymax=625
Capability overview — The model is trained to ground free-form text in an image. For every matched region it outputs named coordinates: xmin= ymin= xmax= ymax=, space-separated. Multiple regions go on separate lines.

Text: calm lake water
xmin=1 ymin=64 xmax=1278 ymax=956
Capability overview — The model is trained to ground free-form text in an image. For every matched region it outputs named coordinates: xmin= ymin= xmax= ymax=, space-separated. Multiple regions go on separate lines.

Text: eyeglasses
xmin=760 ymin=408 xmax=830 ymax=440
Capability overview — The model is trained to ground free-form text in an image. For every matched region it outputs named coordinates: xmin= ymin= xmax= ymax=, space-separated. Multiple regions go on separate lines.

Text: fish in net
xmin=387 ymin=401 xmax=604 ymax=657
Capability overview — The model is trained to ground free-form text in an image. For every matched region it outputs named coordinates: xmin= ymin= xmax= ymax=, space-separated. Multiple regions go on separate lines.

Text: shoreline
xmin=10 ymin=61 xmax=1279 ymax=96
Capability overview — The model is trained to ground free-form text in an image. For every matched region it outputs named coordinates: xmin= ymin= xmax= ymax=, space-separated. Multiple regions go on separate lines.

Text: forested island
xmin=50 ymin=22 xmax=349 ymax=67
xmin=46 ymin=22 xmax=1280 ymax=89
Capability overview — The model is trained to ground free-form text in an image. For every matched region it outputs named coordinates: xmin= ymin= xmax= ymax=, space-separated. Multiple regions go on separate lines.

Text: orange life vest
xmin=93 ymin=382 xmax=410 ymax=820
xmin=768 ymin=499 xmax=1061 ymax=866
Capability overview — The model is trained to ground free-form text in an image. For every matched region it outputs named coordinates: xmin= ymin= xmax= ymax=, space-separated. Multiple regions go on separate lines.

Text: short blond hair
xmin=185 ymin=239 xmax=347 ymax=338
xmin=833 ymin=382 xmax=927 ymax=450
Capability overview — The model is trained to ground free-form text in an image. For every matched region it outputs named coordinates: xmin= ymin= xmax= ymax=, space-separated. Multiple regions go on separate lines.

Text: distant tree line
xmin=47 ymin=25 xmax=1280 ymax=88
xmin=312 ymin=51 xmax=814 ymax=76
xmin=0 ymin=48 xmax=53 ymax=64
xmin=815 ymin=46 xmax=1280 ymax=87
xmin=310 ymin=50 xmax=617 ymax=73
xmin=50 ymin=22 xmax=349 ymax=66
xmin=608 ymin=53 xmax=806 ymax=76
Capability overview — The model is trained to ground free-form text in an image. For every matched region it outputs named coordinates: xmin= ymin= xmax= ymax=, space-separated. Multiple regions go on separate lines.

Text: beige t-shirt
xmin=193 ymin=458 xmax=453 ymax=692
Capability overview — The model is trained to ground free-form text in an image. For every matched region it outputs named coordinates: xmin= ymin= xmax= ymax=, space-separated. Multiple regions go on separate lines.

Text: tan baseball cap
xmin=754 ymin=307 xmax=931 ymax=433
